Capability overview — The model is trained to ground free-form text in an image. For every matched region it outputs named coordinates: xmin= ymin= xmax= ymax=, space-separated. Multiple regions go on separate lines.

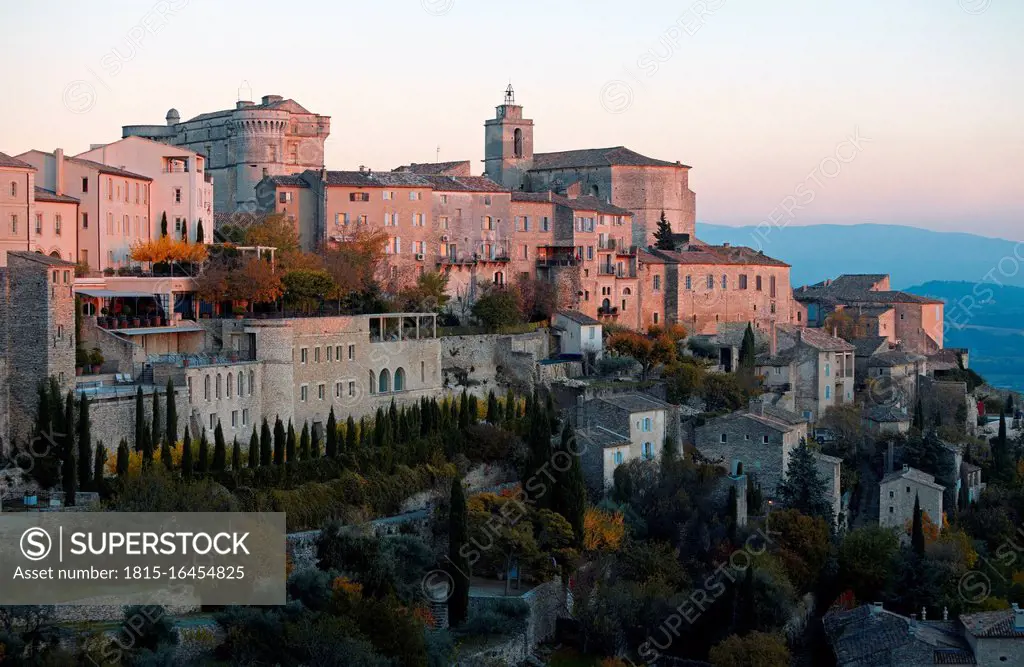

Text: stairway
xmin=139 ymin=364 xmax=154 ymax=385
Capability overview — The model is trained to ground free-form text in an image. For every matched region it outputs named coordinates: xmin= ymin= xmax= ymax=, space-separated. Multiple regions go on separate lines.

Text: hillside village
xmin=1 ymin=90 xmax=1023 ymax=666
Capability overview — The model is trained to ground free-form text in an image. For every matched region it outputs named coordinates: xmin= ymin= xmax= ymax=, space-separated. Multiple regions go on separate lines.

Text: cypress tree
xmin=286 ymin=420 xmax=297 ymax=463
xmin=212 ymin=422 xmax=227 ymax=473
xmin=468 ymin=395 xmax=479 ymax=425
xmin=326 ymin=407 xmax=338 ymax=458
xmin=141 ymin=422 xmax=154 ymax=466
xmin=739 ymin=322 xmax=756 ymax=373
xmin=345 ymin=415 xmax=357 ymax=453
xmin=487 ymin=391 xmax=499 ymax=423
xmin=197 ymin=430 xmax=209 ymax=474
xmin=311 ymin=423 xmax=321 ymax=459
xmin=93 ymin=442 xmax=107 ymax=490
xmin=389 ymin=400 xmax=399 ymax=441
xmin=161 ymin=439 xmax=172 ymax=472
xmin=273 ymin=417 xmax=285 ymax=465
xmin=1008 ymin=394 xmax=1015 ymax=415
xmin=911 ymin=493 xmax=926 ymax=556
xmin=505 ymin=389 xmax=516 ymax=422
xmin=546 ymin=393 xmax=558 ymax=435
xmin=165 ymin=378 xmax=177 ymax=447
xmin=359 ymin=416 xmax=370 ymax=450
xmin=77 ymin=394 xmax=92 ymax=492
xmin=151 ymin=387 xmax=161 ymax=449
xmin=459 ymin=391 xmax=470 ymax=430
xmin=448 ymin=476 xmax=470 ymax=627
xmin=248 ymin=427 xmax=259 ymax=469
xmin=134 ymin=387 xmax=145 ymax=452
xmin=913 ymin=397 xmax=925 ymax=431
xmin=181 ymin=430 xmax=193 ymax=479
xmin=373 ymin=408 xmax=386 ymax=448
xmin=196 ymin=219 xmax=205 ymax=244
xmin=61 ymin=392 xmax=77 ymax=506
xmin=260 ymin=419 xmax=272 ymax=466
xmin=116 ymin=438 xmax=130 ymax=477
xmin=160 ymin=211 xmax=168 ymax=237
xmin=232 ymin=437 xmax=242 ymax=472
xmin=299 ymin=422 xmax=310 ymax=461
xmin=564 ymin=436 xmax=587 ymax=547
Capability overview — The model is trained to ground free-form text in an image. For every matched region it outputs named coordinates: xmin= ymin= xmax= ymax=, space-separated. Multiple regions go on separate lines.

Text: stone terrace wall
xmin=441 ymin=331 xmax=548 ymax=396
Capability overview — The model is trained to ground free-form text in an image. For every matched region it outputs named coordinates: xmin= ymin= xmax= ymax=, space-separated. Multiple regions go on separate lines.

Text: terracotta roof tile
xmin=639 ymin=245 xmax=789 ymax=268
xmin=392 ymin=160 xmax=470 ymax=175
xmin=532 ymin=146 xmax=688 ymax=170
xmin=33 ymin=187 xmax=79 ymax=204
xmin=0 ymin=152 xmax=35 ymax=170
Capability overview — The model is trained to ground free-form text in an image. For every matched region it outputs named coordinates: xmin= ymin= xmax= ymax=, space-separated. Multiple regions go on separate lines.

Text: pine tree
xmin=116 ymin=438 xmax=130 ymax=477
xmin=61 ymin=392 xmax=77 ymax=506
xmin=299 ymin=422 xmax=310 ymax=461
xmin=345 ymin=415 xmax=357 ymax=453
xmin=232 ymin=437 xmax=242 ymax=472
xmin=181 ymin=430 xmax=193 ymax=479
xmin=653 ymin=210 xmax=675 ymax=250
xmin=151 ymin=387 xmax=161 ymax=449
xmin=77 ymin=394 xmax=92 ymax=492
xmin=93 ymin=442 xmax=106 ymax=490
xmin=165 ymin=378 xmax=177 ymax=448
xmin=739 ymin=322 xmax=756 ymax=373
xmin=213 ymin=422 xmax=227 ymax=473
xmin=911 ymin=493 xmax=926 ymax=556
xmin=260 ymin=419 xmax=272 ymax=467
xmin=326 ymin=407 xmax=338 ymax=458
xmin=286 ymin=420 xmax=297 ymax=463
xmin=778 ymin=440 xmax=833 ymax=522
xmin=134 ymin=387 xmax=145 ymax=452
xmin=248 ymin=427 xmax=259 ymax=469
xmin=197 ymin=430 xmax=209 ymax=474
xmin=161 ymin=439 xmax=172 ymax=472
xmin=448 ymin=476 xmax=470 ymax=627
xmin=273 ymin=417 xmax=285 ymax=465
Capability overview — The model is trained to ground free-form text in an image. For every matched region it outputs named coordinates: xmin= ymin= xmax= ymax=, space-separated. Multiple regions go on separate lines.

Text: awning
xmin=114 ymin=324 xmax=205 ymax=336
xmin=75 ymin=289 xmax=160 ymax=298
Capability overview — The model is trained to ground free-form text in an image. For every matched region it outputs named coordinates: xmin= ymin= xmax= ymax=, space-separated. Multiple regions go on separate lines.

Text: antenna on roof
xmin=237 ymin=80 xmax=252 ymax=102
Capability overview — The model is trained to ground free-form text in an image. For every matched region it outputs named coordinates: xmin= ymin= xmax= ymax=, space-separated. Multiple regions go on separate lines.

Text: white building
xmin=77 ymin=136 xmax=213 ymax=243
xmin=552 ymin=310 xmax=603 ymax=360
xmin=879 ymin=465 xmax=944 ymax=537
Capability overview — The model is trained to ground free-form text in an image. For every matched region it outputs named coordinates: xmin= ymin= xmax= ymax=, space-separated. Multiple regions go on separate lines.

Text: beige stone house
xmin=879 ymin=465 xmax=944 ymax=536
xmin=756 ymin=326 xmax=855 ymax=423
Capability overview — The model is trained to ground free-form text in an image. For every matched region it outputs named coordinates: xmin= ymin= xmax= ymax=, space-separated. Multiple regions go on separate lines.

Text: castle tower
xmin=483 ymin=84 xmax=534 ymax=190
xmin=230 ymin=104 xmax=289 ymax=213
xmin=4 ymin=252 xmax=76 ymax=448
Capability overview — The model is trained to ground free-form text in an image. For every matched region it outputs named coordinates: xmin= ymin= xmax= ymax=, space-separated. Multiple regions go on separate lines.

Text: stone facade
xmin=962 ymin=607 xmax=1024 ymax=665
xmin=440 ymin=330 xmax=549 ymax=395
xmin=551 ymin=311 xmax=602 ymax=359
xmin=879 ymin=465 xmax=944 ymax=535
xmin=123 ymin=95 xmax=329 ymax=214
xmin=1 ymin=252 xmax=76 ymax=450
xmin=757 ymin=326 xmax=856 ymax=423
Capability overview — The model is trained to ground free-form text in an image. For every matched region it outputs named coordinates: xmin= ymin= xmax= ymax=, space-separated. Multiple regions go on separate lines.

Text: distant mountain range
xmin=696 ymin=223 xmax=1024 ymax=289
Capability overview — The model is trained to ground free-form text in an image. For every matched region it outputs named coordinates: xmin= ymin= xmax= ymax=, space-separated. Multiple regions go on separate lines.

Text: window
xmin=825 ymin=363 xmax=830 ymax=377
xmin=721 ymin=274 xmax=727 ymax=289
xmin=348 ymin=381 xmax=355 ymax=397
xmin=369 ymin=370 xmax=376 ymax=394
xmin=314 ymin=347 xmax=321 ymax=363
xmin=238 ymin=373 xmax=244 ymax=396
xmin=587 ymin=246 xmax=594 ymax=260
xmin=279 ymin=191 xmax=292 ymax=203
xmin=770 ymin=276 xmax=777 ymax=298
xmin=739 ymin=274 xmax=748 ymax=289
xmin=135 ymin=183 xmax=140 ymax=203
xmin=174 ymin=187 xmax=182 ymax=204
xmin=227 ymin=373 xmax=233 ymax=398
xmin=889 ymin=506 xmax=895 ymax=514
xmin=642 ymin=442 xmax=653 ymax=459
xmin=35 ymin=214 xmax=42 ymax=234
xmin=231 ymin=411 xmax=238 ymax=428
xmin=350 ymin=192 xmax=369 ymax=202
xmin=707 ymin=274 xmax=714 ymax=289
xmin=82 ymin=212 xmax=88 ymax=229
xmin=81 ymin=177 xmax=88 ymax=193
xmin=379 ymin=368 xmax=391 ymax=393
xmin=521 ymin=216 xmax=530 ymax=231
xmin=210 ymin=414 xmax=216 ymax=429
xmin=382 ymin=191 xmax=393 ymax=200
xmin=204 ymin=375 xmax=211 ymax=400
xmin=483 ymin=195 xmax=492 ymax=206
xmin=348 ymin=344 xmax=355 ymax=360
xmin=825 ymin=385 xmax=831 ymax=399
xmin=249 ymin=371 xmax=255 ymax=395
xmin=440 ymin=194 xmax=448 ymax=204
xmin=216 ymin=373 xmax=222 ymax=399
xmin=326 ymin=346 xmax=333 ymax=362
xmin=300 ymin=385 xmax=308 ymax=402
xmin=613 ymin=451 xmax=624 ymax=466
xmin=685 ymin=275 xmax=692 ymax=290
xmin=542 ymin=216 xmax=550 ymax=232
xmin=482 ymin=216 xmax=494 ymax=230
xmin=653 ymin=275 xmax=661 ymax=291
xmin=642 ymin=417 xmax=652 ymax=432
xmin=107 ymin=177 xmax=113 ymax=200
xmin=756 ymin=275 xmax=763 ymax=291
xmin=317 ymin=383 xmax=325 ymax=400
xmin=335 ymin=345 xmax=342 ymax=359
xmin=589 ymin=327 xmax=595 ymax=340
xmin=889 ymin=490 xmax=895 ymax=499
xmin=720 ymin=433 xmax=728 ymax=443
xmin=762 ymin=435 xmax=769 ymax=444
xmin=335 ymin=381 xmax=342 ymax=398
xmin=421 ymin=361 xmax=425 ymax=383
xmin=123 ymin=180 xmax=128 ymax=202
xmin=242 ymin=409 xmax=249 ymax=426
xmin=653 ymin=313 xmax=659 ymax=324
xmin=394 ymin=367 xmax=405 ymax=391
xmin=300 ymin=348 xmax=308 ymax=364
xmin=9 ymin=214 xmax=17 ymax=234
xmin=409 ymin=191 xmax=421 ymax=201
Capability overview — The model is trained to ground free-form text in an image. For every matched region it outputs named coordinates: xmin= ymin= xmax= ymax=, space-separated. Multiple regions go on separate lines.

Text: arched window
xmin=369 ymin=370 xmax=377 ymax=395
xmin=394 ymin=367 xmax=405 ymax=392
xmin=249 ymin=371 xmax=255 ymax=396
xmin=513 ymin=128 xmax=523 ymax=158
xmin=9 ymin=181 xmax=17 ymax=197
xmin=825 ymin=385 xmax=831 ymax=400
xmin=825 ymin=363 xmax=831 ymax=377
xmin=238 ymin=372 xmax=244 ymax=396
xmin=216 ymin=373 xmax=222 ymax=399
xmin=204 ymin=375 xmax=210 ymax=401
xmin=379 ymin=369 xmax=391 ymax=394
xmin=494 ymin=271 xmax=505 ymax=285
xmin=622 ymin=287 xmax=632 ymax=295
xmin=601 ymin=298 xmax=611 ymax=311
xmin=590 ymin=184 xmax=599 ymax=198
xmin=227 ymin=373 xmax=233 ymax=398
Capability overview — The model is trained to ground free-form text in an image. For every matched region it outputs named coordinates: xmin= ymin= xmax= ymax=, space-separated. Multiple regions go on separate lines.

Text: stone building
xmin=18 ymin=149 xmax=153 ymax=271
xmin=756 ymin=325 xmax=855 ymax=423
xmin=879 ymin=465 xmax=944 ymax=536
xmin=77 ymin=136 xmax=214 ymax=244
xmin=575 ymin=392 xmax=679 ymax=492
xmin=0 ymin=252 xmax=77 ymax=451
xmin=961 ymin=607 xmax=1024 ymax=665
xmin=122 ymin=94 xmax=329 ymax=214
xmin=482 ymin=85 xmax=696 ymax=246
xmin=865 ymin=350 xmax=927 ymax=412
xmin=551 ymin=311 xmax=602 ymax=360
xmin=795 ymin=274 xmax=945 ymax=353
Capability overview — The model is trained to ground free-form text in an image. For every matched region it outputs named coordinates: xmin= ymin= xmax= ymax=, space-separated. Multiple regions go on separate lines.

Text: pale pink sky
xmin=1 ymin=0 xmax=1020 ymax=238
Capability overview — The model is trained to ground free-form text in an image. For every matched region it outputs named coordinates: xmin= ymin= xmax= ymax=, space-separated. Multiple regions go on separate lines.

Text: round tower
xmin=230 ymin=107 xmax=289 ymax=212
xmin=165 ymin=108 xmax=180 ymax=126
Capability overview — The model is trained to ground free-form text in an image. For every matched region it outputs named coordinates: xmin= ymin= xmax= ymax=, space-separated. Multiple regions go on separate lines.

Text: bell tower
xmin=483 ymin=84 xmax=534 ymax=190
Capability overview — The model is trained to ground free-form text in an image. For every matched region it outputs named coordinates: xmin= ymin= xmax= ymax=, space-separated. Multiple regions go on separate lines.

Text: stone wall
xmin=694 ymin=414 xmax=806 ymax=498
xmin=441 ymin=331 xmax=548 ymax=396
xmin=467 ymin=577 xmax=567 ymax=656
xmin=457 ymin=633 xmax=529 ymax=666
xmin=536 ymin=359 xmax=583 ymax=383
xmin=87 ymin=386 xmax=184 ymax=451
xmin=919 ymin=375 xmax=972 ymax=435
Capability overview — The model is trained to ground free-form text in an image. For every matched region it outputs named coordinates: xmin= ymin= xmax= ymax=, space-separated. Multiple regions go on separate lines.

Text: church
xmin=482 ymin=85 xmax=696 ymax=248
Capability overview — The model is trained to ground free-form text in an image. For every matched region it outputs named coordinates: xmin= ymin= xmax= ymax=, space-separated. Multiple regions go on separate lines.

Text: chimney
xmin=921 ymin=607 xmax=927 ymax=621
xmin=943 ymin=606 xmax=949 ymax=621
xmin=236 ymin=100 xmax=253 ymax=109
xmin=871 ymin=601 xmax=884 ymax=614
xmin=1014 ymin=603 xmax=1024 ymax=631
xmin=359 ymin=165 xmax=365 ymax=172
xmin=54 ymin=148 xmax=65 ymax=197
xmin=749 ymin=399 xmax=764 ymax=416
xmin=902 ymin=463 xmax=909 ymax=473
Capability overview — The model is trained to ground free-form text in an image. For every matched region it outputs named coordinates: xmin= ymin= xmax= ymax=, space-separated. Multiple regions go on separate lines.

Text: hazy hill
xmin=696 ymin=223 xmax=1024 ymax=289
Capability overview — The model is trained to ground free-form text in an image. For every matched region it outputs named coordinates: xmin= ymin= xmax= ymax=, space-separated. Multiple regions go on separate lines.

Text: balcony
xmin=536 ymin=257 xmax=578 ymax=268
xmin=598 ymin=265 xmax=616 ymax=276
xmin=616 ymin=245 xmax=639 ymax=256
xmin=598 ymin=306 xmax=619 ymax=317
xmin=598 ymin=238 xmax=617 ymax=251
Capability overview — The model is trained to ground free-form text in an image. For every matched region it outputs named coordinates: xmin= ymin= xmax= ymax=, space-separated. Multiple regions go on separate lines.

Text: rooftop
xmin=868 ymin=350 xmax=928 ymax=367
xmin=392 ymin=160 xmax=470 ymax=175
xmin=788 ymin=326 xmax=856 ymax=352
xmin=880 ymin=466 xmax=945 ymax=492
xmin=639 ymin=244 xmax=789 ymax=268
xmin=824 ymin=604 xmax=976 ymax=667
xmin=960 ymin=608 xmax=1024 ymax=639
xmin=268 ymin=174 xmax=309 ymax=188
xmin=865 ymin=405 xmax=912 ymax=423
xmin=597 ymin=392 xmax=675 ymax=413
xmin=531 ymin=146 xmax=688 ymax=170
xmin=556 ymin=310 xmax=601 ymax=326
xmin=183 ymin=97 xmax=321 ymax=124
xmin=0 ymin=151 xmax=35 ymax=170
xmin=576 ymin=426 xmax=631 ymax=449
xmin=795 ymin=274 xmax=943 ymax=305
xmin=852 ymin=336 xmax=891 ymax=357
xmin=33 ymin=187 xmax=79 ymax=204
xmin=7 ymin=251 xmax=75 ymax=267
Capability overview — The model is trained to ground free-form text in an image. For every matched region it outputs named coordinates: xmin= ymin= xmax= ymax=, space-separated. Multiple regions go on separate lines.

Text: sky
xmin=1 ymin=0 xmax=1021 ymax=238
